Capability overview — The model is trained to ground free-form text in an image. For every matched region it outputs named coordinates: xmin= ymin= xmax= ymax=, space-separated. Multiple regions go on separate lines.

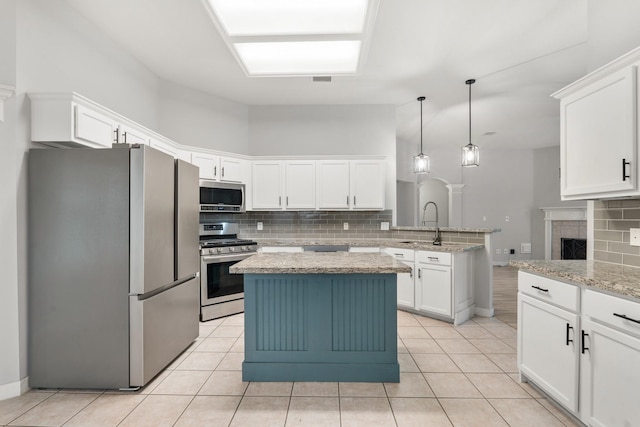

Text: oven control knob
xmin=229 ymin=247 xmax=236 ymax=252
xmin=216 ymin=248 xmax=223 ymax=253
xmin=241 ymin=246 xmax=247 ymax=251
xmin=208 ymin=249 xmax=214 ymax=255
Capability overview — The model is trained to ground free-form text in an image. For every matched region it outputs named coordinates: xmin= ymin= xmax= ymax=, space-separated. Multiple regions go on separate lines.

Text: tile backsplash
xmin=594 ymin=199 xmax=640 ymax=267
xmin=200 ymin=210 xmax=486 ymax=244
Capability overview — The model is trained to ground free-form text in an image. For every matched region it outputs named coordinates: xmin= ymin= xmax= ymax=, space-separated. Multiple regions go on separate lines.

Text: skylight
xmin=203 ymin=0 xmax=379 ymax=76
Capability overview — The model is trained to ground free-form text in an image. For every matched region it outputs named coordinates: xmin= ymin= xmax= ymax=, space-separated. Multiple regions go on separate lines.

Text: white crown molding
xmin=0 ymin=84 xmax=16 ymax=123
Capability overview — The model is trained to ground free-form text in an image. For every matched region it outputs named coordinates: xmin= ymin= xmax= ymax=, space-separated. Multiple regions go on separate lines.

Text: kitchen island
xmin=230 ymin=252 xmax=411 ymax=382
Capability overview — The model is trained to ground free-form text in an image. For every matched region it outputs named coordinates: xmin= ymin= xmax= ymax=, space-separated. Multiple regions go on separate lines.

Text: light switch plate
xmin=381 ymin=222 xmax=390 ymax=230
xmin=257 ymin=222 xmax=263 ymax=231
xmin=631 ymin=228 xmax=640 ymax=246
xmin=343 ymin=222 xmax=349 ymax=230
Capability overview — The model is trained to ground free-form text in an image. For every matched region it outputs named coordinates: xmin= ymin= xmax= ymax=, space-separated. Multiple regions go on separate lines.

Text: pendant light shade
xmin=413 ymin=96 xmax=430 ymax=174
xmin=461 ymin=79 xmax=479 ymax=167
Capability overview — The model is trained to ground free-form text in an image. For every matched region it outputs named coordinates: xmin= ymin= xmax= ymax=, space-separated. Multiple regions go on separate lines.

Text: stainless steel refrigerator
xmin=28 ymin=144 xmax=200 ymax=389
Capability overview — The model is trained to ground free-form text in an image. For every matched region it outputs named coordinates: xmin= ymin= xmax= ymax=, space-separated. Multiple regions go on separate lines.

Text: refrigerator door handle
xmin=131 ymin=272 xmax=199 ymax=301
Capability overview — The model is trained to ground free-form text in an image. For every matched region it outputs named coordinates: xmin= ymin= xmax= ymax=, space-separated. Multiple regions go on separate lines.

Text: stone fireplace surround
xmin=541 ymin=207 xmax=588 ymax=260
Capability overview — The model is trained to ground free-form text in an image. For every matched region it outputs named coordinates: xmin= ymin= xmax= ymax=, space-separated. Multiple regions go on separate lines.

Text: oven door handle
xmin=201 ymin=253 xmax=254 ymax=263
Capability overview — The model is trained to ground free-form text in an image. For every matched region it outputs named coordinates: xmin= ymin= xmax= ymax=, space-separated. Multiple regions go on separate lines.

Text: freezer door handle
xmin=131 ymin=272 xmax=198 ymax=301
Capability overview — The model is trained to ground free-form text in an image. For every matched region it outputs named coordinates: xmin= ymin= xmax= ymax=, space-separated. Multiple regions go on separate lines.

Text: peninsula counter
xmin=230 ymin=252 xmax=411 ymax=382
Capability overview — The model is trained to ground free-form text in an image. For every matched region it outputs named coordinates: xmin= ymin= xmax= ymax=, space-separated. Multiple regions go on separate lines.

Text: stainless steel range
xmin=199 ymin=222 xmax=257 ymax=321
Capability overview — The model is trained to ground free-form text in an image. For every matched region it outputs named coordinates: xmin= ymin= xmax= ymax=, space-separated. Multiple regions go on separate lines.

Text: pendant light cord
xmin=417 ymin=96 xmax=426 ymax=154
xmin=465 ymin=79 xmax=475 ymax=145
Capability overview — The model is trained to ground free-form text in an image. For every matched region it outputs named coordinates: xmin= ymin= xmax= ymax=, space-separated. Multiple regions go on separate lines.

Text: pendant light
xmin=413 ymin=96 xmax=430 ymax=174
xmin=461 ymin=79 xmax=479 ymax=167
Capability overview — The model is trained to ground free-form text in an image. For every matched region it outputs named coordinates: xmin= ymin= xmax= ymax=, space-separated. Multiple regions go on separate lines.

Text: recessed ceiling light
xmin=235 ymin=41 xmax=361 ymax=75
xmin=203 ymin=0 xmax=379 ymax=77
xmin=207 ymin=0 xmax=368 ymax=36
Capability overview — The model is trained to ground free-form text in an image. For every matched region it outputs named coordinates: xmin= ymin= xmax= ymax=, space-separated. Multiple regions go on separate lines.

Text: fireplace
xmin=541 ymin=207 xmax=588 ymax=260
xmin=561 ymin=238 xmax=587 ymax=260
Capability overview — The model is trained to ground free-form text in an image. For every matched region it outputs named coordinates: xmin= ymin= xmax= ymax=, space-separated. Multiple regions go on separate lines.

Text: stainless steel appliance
xmin=200 ymin=222 xmax=257 ymax=321
xmin=28 ymin=144 xmax=200 ymax=390
xmin=199 ymin=180 xmax=245 ymax=212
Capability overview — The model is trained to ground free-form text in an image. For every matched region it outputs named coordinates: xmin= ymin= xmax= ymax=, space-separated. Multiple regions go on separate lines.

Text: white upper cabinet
xmin=252 ymin=161 xmax=284 ymax=209
xmin=316 ymin=159 xmax=385 ymax=210
xmin=74 ymin=105 xmax=119 ymax=148
xmin=317 ymin=160 xmax=351 ymax=209
xmin=119 ymin=123 xmax=149 ymax=146
xmin=350 ymin=160 xmax=385 ymax=209
xmin=251 ymin=160 xmax=316 ymax=210
xmin=284 ymin=161 xmax=316 ymax=209
xmin=553 ymin=47 xmax=640 ymax=200
xmin=192 ymin=153 xmax=245 ymax=182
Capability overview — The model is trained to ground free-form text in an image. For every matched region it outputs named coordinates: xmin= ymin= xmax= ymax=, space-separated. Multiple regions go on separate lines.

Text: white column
xmin=446 ymin=184 xmax=464 ymax=228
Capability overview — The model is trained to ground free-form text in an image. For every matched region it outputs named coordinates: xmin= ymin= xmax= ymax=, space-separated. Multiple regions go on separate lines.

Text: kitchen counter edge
xmin=511 ymin=259 xmax=640 ymax=301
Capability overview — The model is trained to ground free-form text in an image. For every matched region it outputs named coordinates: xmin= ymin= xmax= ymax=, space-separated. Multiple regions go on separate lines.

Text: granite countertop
xmin=252 ymin=238 xmax=483 ymax=253
xmin=229 ymin=252 xmax=413 ymax=274
xmin=391 ymin=226 xmax=501 ymax=233
xmin=511 ymin=259 xmax=640 ymax=300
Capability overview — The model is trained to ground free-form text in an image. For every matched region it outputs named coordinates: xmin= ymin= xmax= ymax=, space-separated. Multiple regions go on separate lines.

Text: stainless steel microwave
xmin=199 ymin=180 xmax=245 ymax=213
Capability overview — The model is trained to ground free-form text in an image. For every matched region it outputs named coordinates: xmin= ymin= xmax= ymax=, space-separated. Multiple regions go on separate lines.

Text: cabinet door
xmin=285 ymin=161 xmax=316 ymax=209
xmin=580 ymin=318 xmax=640 ymax=427
xmin=120 ymin=124 xmax=148 ymax=146
xmin=317 ymin=160 xmax=350 ymax=209
xmin=415 ymin=263 xmax=451 ymax=317
xmin=191 ymin=153 xmax=219 ymax=180
xmin=518 ymin=293 xmax=579 ymax=413
xmin=561 ymin=66 xmax=637 ymax=199
xmin=397 ymin=262 xmax=415 ymax=309
xmin=220 ymin=157 xmax=243 ymax=183
xmin=252 ymin=161 xmax=283 ymax=209
xmin=75 ymin=105 xmax=119 ymax=148
xmin=350 ymin=160 xmax=385 ymax=209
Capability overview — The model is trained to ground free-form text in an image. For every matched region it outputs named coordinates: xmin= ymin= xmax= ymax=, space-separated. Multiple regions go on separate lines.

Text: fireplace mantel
xmin=541 ymin=207 xmax=587 ymax=260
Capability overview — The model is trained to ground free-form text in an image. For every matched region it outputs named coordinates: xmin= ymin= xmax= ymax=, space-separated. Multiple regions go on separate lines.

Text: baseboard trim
xmin=0 ymin=376 xmax=29 ymax=401
xmin=475 ymin=307 xmax=495 ymax=318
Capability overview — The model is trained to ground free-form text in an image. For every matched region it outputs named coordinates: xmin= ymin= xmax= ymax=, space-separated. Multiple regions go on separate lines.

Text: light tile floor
xmin=1 ymin=267 xmax=582 ymax=426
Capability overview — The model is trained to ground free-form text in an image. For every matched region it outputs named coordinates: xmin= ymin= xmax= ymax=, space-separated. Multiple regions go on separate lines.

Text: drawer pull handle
xmin=613 ymin=313 xmax=640 ymax=324
xmin=581 ymin=330 xmax=589 ymax=354
xmin=531 ymin=285 xmax=549 ymax=292
xmin=566 ymin=323 xmax=573 ymax=346
xmin=394 ymin=253 xmax=404 ymax=257
xmin=427 ymin=257 xmax=439 ymax=261
xmin=418 ymin=269 xmax=421 ymax=279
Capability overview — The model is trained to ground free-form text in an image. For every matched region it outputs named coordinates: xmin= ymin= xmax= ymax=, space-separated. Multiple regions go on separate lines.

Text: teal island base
xmin=242 ymin=273 xmax=399 ymax=383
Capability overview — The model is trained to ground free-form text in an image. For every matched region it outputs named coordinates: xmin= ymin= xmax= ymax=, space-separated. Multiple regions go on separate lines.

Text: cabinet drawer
xmin=416 ymin=250 xmax=451 ymax=266
xmin=583 ymin=289 xmax=640 ymax=336
xmin=383 ymin=247 xmax=415 ymax=261
xmin=518 ymin=271 xmax=579 ymax=312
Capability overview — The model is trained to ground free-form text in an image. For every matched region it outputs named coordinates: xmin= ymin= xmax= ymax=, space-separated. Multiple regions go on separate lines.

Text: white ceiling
xmin=65 ymin=0 xmax=591 ymax=151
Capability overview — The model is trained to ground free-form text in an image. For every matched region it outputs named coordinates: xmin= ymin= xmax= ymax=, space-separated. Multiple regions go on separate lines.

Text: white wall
xmin=461 ymin=149 xmax=535 ymax=265
xmin=17 ymin=0 xmax=160 ymax=129
xmin=531 ymin=146 xmax=586 ymax=260
xmin=248 ymin=105 xmax=397 ymax=221
xmin=587 ymin=0 xmax=640 ymax=72
xmin=0 ymin=0 xmax=22 ymax=399
xmin=158 ymin=81 xmax=249 ymax=154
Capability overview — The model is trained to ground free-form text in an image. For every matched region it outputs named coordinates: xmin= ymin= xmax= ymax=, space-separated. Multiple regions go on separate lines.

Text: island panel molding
xmin=242 ymin=273 xmax=399 ymax=382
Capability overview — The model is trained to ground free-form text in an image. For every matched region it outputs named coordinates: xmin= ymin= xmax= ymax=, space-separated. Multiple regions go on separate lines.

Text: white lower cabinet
xmin=518 ymin=271 xmax=640 ymax=425
xmin=383 ymin=248 xmax=415 ymax=309
xmin=386 ymin=248 xmax=473 ymax=324
xmin=416 ymin=260 xmax=452 ymax=317
xmin=518 ymin=293 xmax=579 ymax=412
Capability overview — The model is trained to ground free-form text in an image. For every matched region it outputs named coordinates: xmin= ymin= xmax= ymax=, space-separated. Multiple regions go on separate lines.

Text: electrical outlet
xmin=495 ymin=249 xmax=501 ymax=255
xmin=505 ymin=216 xmax=510 ymax=222
xmin=257 ymin=222 xmax=263 ymax=231
xmin=380 ymin=221 xmax=390 ymax=231
xmin=343 ymin=222 xmax=349 ymax=230
xmin=503 ymin=249 xmax=509 ymax=255
xmin=510 ymin=249 xmax=515 ymax=255
xmin=631 ymin=228 xmax=640 ymax=247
